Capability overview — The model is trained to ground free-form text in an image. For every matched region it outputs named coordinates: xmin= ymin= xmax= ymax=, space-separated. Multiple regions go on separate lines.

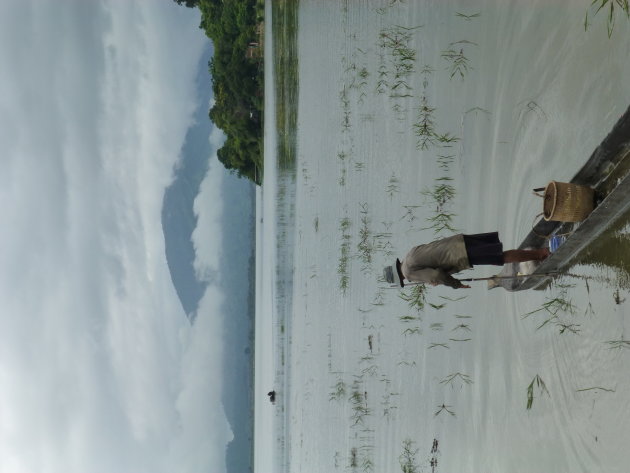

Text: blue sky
xmin=0 ymin=1 xmax=245 ymax=471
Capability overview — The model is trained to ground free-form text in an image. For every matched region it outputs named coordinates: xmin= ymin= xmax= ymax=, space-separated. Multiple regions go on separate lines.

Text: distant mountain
xmin=162 ymin=45 xmax=215 ymax=320
xmin=161 ymin=42 xmax=255 ymax=473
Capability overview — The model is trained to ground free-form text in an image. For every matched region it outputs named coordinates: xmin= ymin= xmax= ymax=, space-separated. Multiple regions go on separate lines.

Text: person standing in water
xmin=383 ymin=232 xmax=549 ymax=289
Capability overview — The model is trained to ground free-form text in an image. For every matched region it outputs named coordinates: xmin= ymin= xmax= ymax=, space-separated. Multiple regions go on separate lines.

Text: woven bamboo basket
xmin=541 ymin=181 xmax=595 ymax=222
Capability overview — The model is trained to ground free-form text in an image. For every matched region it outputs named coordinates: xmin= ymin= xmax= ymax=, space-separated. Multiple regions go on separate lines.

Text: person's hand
xmin=459 ymin=284 xmax=471 ymax=289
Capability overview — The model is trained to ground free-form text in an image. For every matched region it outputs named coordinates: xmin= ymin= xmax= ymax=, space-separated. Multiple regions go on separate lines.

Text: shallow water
xmin=257 ymin=1 xmax=630 ymax=472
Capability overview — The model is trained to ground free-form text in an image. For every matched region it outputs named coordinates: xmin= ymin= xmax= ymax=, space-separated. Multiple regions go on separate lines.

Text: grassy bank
xmin=272 ymin=0 xmax=299 ymax=171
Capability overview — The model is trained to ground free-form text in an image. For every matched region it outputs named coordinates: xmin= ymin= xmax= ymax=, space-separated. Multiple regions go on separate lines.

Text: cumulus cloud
xmin=192 ymin=155 xmax=226 ymax=281
xmin=0 ymin=1 xmax=231 ymax=472
xmin=167 ymin=286 xmax=234 ymax=473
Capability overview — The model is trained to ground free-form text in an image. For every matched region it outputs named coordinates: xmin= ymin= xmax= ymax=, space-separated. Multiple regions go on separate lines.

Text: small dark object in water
xmin=267 ymin=390 xmax=276 ymax=403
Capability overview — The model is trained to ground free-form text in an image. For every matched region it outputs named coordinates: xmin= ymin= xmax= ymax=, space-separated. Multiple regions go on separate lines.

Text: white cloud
xmin=191 ymin=157 xmax=226 ymax=281
xmin=0 ymin=1 xmax=232 ymax=472
xmin=167 ymin=286 xmax=234 ymax=473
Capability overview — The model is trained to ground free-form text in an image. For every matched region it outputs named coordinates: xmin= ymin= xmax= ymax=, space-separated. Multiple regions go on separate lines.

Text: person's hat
xmin=383 ymin=259 xmax=405 ymax=287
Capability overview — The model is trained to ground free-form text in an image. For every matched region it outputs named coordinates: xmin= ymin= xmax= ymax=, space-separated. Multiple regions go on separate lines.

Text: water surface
xmin=259 ymin=2 xmax=630 ymax=472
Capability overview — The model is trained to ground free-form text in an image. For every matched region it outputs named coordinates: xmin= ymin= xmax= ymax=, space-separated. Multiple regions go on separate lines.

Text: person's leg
xmin=503 ymin=248 xmax=550 ymax=263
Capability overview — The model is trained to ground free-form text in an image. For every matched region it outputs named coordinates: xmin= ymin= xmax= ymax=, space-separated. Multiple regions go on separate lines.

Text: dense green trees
xmin=176 ymin=0 xmax=264 ymax=184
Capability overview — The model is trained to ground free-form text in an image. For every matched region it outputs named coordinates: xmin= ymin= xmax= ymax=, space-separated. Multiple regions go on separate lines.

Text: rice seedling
xmin=517 ymin=99 xmax=547 ymax=121
xmin=452 ymin=323 xmax=471 ymax=332
xmin=441 ymin=48 xmax=472 ymax=80
xmin=430 ymin=438 xmax=439 ymax=454
xmin=576 ymin=386 xmax=616 ymax=393
xmin=391 ymin=79 xmax=412 ymax=92
xmin=340 ymin=85 xmax=350 ymax=108
xmin=382 ymin=401 xmax=398 ymax=419
xmin=370 ymin=290 xmax=385 ymax=306
xmin=526 ymin=374 xmax=550 ymax=410
xmin=422 ymin=211 xmax=459 ymax=234
xmin=344 ymin=61 xmax=357 ymax=74
xmin=605 ymin=338 xmax=630 ymax=349
xmin=585 ymin=0 xmax=630 ymax=37
xmin=399 ymin=439 xmax=420 ymax=473
xmin=401 ymin=205 xmax=421 ymax=223
xmin=350 ymin=447 xmax=358 ymax=468
xmin=361 ymin=365 xmax=378 ymax=376
xmin=454 ymin=314 xmax=472 ymax=318
xmin=435 ymin=132 xmax=460 ymax=146
xmin=420 ymin=63 xmax=434 ymax=82
xmin=413 ymin=96 xmax=438 ymax=150
xmin=449 ymin=39 xmax=479 ymax=47
xmin=360 ymin=112 xmax=374 ymax=122
xmin=391 ymin=102 xmax=409 ymax=117
xmin=349 ymin=389 xmax=365 ymax=405
xmin=339 ymin=167 xmax=347 ymax=186
xmin=440 ymin=372 xmax=473 ymax=386
xmin=356 ymin=203 xmax=374 ymax=270
xmin=394 ymin=24 xmax=423 ymax=31
xmin=430 ymin=322 xmax=444 ymax=331
xmin=399 ymin=284 xmax=427 ymax=312
xmin=429 ymin=343 xmax=449 ymax=349
xmin=313 ymin=217 xmax=319 ymax=232
xmin=434 ymin=404 xmax=456 ymax=417
xmin=403 ymin=327 xmax=422 ymax=336
xmin=377 ymin=26 xmax=418 ymax=115
xmin=334 ymin=451 xmax=341 ymax=468
xmin=557 ymin=323 xmax=581 ymax=335
xmin=449 ymin=338 xmax=471 ymax=342
xmin=376 ymin=59 xmax=389 ymax=95
xmin=429 ymin=302 xmax=447 ymax=310
xmin=436 ymin=153 xmax=455 ymax=171
xmin=378 ymin=27 xmax=412 ymax=50
xmin=342 ymin=110 xmax=352 ymax=130
xmin=422 ymin=181 xmax=456 ymax=212
xmin=399 ymin=314 xmax=421 ymax=322
xmin=330 ymin=379 xmax=348 ymax=401
xmin=386 ymin=173 xmax=401 ymax=198
xmin=465 ymin=106 xmax=491 ymax=116
xmin=455 ymin=11 xmax=481 ymax=20
xmin=521 ymin=284 xmax=576 ymax=331
xmin=351 ymin=403 xmax=371 ymax=426
xmin=338 ymin=217 xmax=352 ymax=293
xmin=350 ymin=65 xmax=370 ymax=105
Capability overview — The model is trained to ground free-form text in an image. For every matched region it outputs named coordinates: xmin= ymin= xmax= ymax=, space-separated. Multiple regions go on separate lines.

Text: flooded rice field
xmin=257 ymin=1 xmax=630 ymax=472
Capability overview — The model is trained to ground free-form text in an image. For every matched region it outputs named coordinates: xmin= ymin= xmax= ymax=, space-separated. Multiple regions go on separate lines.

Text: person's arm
xmin=406 ymin=267 xmax=467 ymax=289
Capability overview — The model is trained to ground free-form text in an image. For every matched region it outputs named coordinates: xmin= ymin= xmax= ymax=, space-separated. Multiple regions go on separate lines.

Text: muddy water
xmin=258 ymin=1 xmax=630 ymax=472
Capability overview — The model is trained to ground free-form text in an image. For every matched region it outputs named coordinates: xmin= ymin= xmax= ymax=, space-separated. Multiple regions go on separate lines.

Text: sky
xmin=0 ymin=1 xmax=241 ymax=472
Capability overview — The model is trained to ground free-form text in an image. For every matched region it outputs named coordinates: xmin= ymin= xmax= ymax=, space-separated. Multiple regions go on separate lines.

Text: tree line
xmin=175 ymin=0 xmax=264 ymax=184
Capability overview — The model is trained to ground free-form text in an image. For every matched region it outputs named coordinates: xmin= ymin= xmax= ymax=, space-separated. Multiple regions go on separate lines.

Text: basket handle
xmin=532 ymin=187 xmax=545 ymax=198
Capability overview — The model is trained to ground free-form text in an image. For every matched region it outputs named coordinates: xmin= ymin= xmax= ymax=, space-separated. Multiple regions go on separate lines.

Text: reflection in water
xmin=574 ymin=207 xmax=630 ymax=290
